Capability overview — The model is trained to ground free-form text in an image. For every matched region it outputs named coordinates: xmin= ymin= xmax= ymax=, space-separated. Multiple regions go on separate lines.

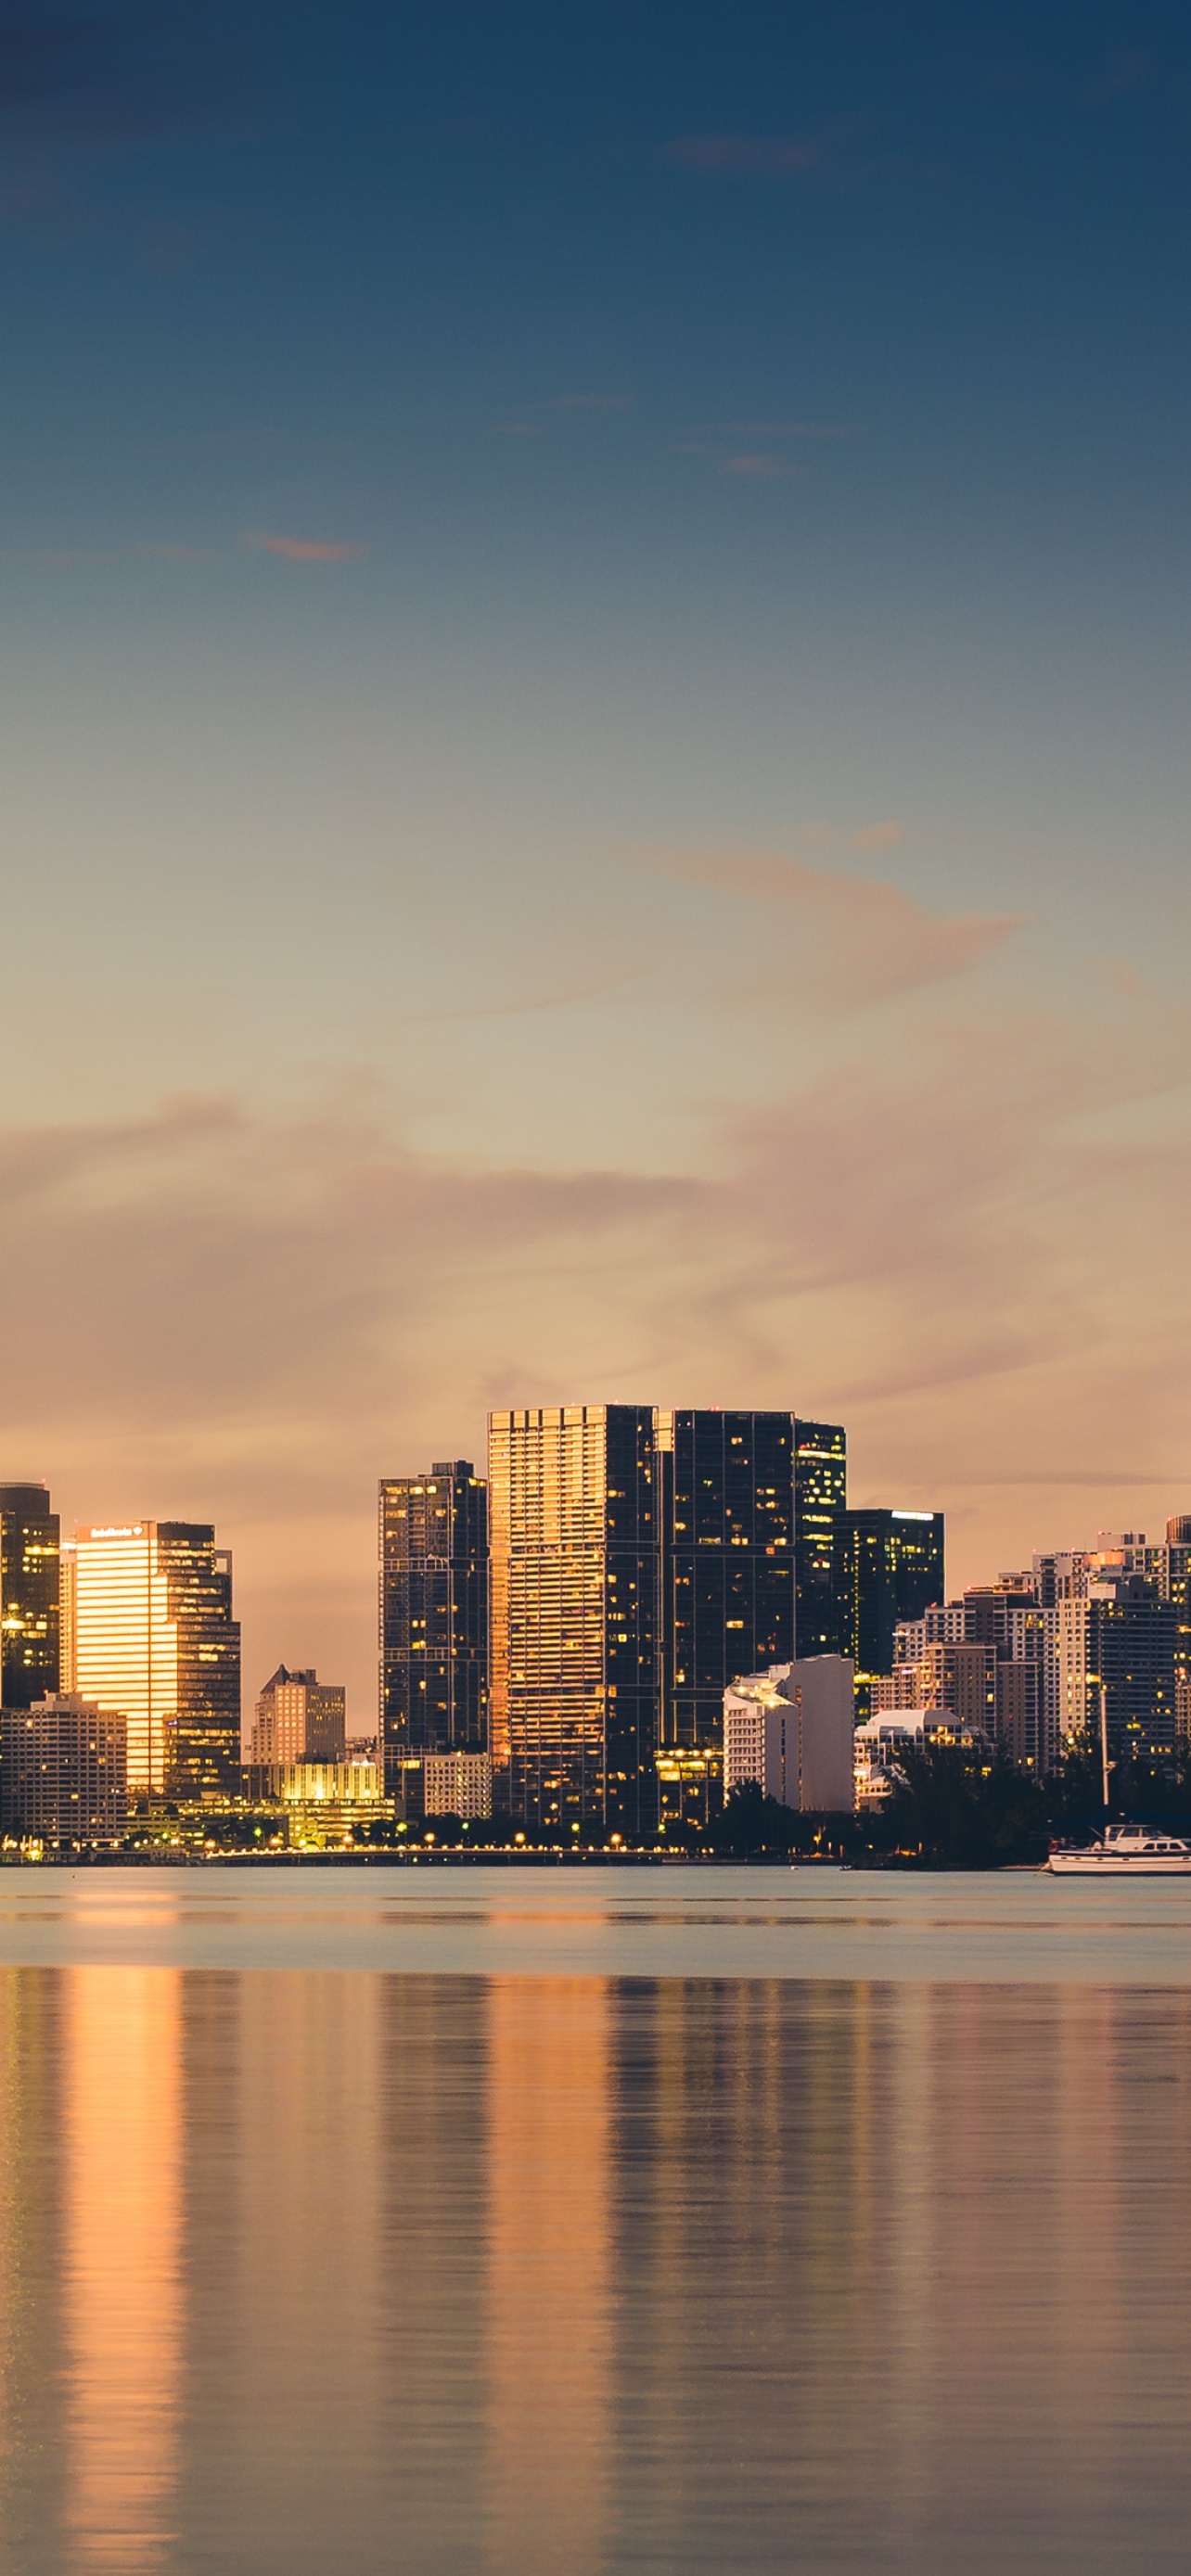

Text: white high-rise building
xmin=723 ymin=1658 xmax=855 ymax=1813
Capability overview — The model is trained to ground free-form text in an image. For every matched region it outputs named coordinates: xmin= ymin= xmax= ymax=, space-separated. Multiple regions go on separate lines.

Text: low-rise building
xmin=276 ymin=1758 xmax=391 ymax=1848
xmin=1 ymin=1694 xmax=127 ymax=1846
xmin=423 ymin=1752 xmax=493 ymax=1818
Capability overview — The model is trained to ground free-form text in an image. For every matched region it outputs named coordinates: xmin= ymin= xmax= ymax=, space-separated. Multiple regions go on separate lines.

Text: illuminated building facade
xmin=72 ymin=1521 xmax=240 ymax=1799
xmin=792 ymin=1421 xmax=847 ymax=1655
xmin=1055 ymin=1574 xmax=1177 ymax=1758
xmin=488 ymin=1405 xmax=659 ymax=1838
xmin=832 ymin=1507 xmax=945 ymax=1717
xmin=0 ymin=1694 xmax=126 ymax=1845
xmin=0 ymin=1482 xmax=60 ymax=1709
xmin=250 ymin=1665 xmax=346 ymax=1768
xmin=378 ymin=1461 xmax=488 ymax=1797
xmin=655 ymin=1409 xmax=797 ymax=1749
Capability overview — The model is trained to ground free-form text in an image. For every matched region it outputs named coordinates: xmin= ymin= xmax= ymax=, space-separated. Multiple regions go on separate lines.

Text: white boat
xmin=1048 ymin=1822 xmax=1191 ymax=1875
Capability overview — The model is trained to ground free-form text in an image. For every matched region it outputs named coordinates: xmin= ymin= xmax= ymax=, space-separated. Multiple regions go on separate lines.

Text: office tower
xmin=378 ymin=1461 xmax=488 ymax=1799
xmin=58 ymin=1541 xmax=76 ymax=1690
xmin=0 ymin=1695 xmax=126 ymax=1845
xmin=832 ymin=1508 xmax=945 ymax=1715
xmin=72 ymin=1522 xmax=240 ymax=1800
xmin=488 ymin=1406 xmax=659 ymax=1839
xmin=792 ymin=1421 xmax=847 ymax=1654
xmin=0 ymin=1484 xmax=60 ymax=1709
xmin=655 ymin=1409 xmax=797 ymax=1750
xmin=1055 ymin=1573 xmax=1177 ymax=1759
xmin=723 ymin=1659 xmax=855 ymax=1811
xmin=423 ymin=1752 xmax=493 ymax=1819
xmin=250 ymin=1666 xmax=346 ymax=1767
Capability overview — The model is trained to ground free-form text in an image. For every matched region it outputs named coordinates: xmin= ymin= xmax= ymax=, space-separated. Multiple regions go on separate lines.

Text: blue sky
xmin=2 ymin=0 xmax=1189 ymax=1710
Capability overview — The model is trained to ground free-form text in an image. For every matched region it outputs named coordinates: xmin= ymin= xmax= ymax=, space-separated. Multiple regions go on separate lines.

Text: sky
xmin=2 ymin=0 xmax=1190 ymax=1722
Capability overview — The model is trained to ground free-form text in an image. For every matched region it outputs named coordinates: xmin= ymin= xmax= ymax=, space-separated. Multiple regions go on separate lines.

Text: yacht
xmin=1047 ymin=1823 xmax=1191 ymax=1875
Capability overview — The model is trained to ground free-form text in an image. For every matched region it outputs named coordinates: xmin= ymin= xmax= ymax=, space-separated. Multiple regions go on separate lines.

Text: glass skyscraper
xmin=832 ymin=1508 xmax=945 ymax=1713
xmin=656 ymin=1409 xmax=798 ymax=1748
xmin=488 ymin=1406 xmax=659 ymax=1839
xmin=792 ymin=1421 xmax=848 ymax=1656
xmin=379 ymin=1461 xmax=488 ymax=1796
xmin=72 ymin=1521 xmax=241 ymax=1799
xmin=0 ymin=1484 xmax=60 ymax=1710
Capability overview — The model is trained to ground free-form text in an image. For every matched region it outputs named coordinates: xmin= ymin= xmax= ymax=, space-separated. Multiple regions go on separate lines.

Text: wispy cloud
xmin=1081 ymin=46 xmax=1156 ymax=106
xmin=663 ymin=133 xmax=828 ymax=178
xmin=722 ymin=453 xmax=801 ymax=479
xmin=637 ymin=841 xmax=1022 ymax=1002
xmin=493 ymin=392 xmax=634 ymax=436
xmin=0 ymin=545 xmax=116 ymax=564
xmin=694 ymin=419 xmax=852 ymax=441
xmin=4 ymin=992 xmax=1190 ymax=1708
xmin=242 ymin=532 xmax=365 ymax=563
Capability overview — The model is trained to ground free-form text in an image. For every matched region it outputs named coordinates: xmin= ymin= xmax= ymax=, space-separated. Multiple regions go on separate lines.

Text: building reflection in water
xmin=1 ymin=1955 xmax=1191 ymax=2574
xmin=484 ymin=1978 xmax=612 ymax=2575
xmin=63 ymin=1969 xmax=182 ymax=2572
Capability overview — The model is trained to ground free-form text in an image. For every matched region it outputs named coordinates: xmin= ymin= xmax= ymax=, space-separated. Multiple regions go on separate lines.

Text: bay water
xmin=2 ymin=1863 xmax=1190 ymax=2573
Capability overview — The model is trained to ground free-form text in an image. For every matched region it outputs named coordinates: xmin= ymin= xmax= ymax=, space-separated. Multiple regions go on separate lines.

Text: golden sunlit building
xmin=73 ymin=1522 xmax=240 ymax=1801
xmin=488 ymin=1406 xmax=660 ymax=1840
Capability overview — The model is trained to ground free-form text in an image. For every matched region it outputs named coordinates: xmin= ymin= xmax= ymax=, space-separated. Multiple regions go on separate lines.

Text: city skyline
xmin=0 ymin=5 xmax=1187 ymax=1729
xmin=4 ymin=1452 xmax=1189 ymax=1729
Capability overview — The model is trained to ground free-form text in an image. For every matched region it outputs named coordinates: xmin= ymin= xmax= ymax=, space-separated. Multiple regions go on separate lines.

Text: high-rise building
xmin=722 ymin=1659 xmax=855 ymax=1812
xmin=832 ymin=1508 xmax=945 ymax=1715
xmin=655 ymin=1409 xmax=797 ymax=1749
xmin=488 ymin=1406 xmax=659 ymax=1839
xmin=0 ymin=1484 xmax=60 ymax=1709
xmin=1055 ymin=1574 xmax=1177 ymax=1759
xmin=0 ymin=1694 xmax=126 ymax=1845
xmin=792 ymin=1422 xmax=847 ymax=1655
xmin=378 ymin=1461 xmax=488 ymax=1799
xmin=250 ymin=1665 xmax=346 ymax=1768
xmin=963 ymin=1577 xmax=1050 ymax=1769
xmin=72 ymin=1522 xmax=240 ymax=1800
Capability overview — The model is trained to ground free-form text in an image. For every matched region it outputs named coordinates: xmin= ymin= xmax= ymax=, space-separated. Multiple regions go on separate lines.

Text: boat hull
xmin=1048 ymin=1853 xmax=1191 ymax=1875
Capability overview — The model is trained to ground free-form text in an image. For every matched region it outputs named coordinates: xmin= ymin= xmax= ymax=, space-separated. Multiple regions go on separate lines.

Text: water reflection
xmin=64 ymin=1972 xmax=181 ymax=2571
xmin=0 ymin=1966 xmax=1190 ymax=2572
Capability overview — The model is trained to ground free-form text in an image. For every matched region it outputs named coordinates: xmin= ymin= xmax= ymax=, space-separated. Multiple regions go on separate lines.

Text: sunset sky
xmin=3 ymin=0 xmax=1190 ymax=1716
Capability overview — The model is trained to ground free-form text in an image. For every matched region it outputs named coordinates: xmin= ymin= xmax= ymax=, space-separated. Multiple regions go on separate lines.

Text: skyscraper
xmin=72 ymin=1522 xmax=240 ymax=1799
xmin=0 ymin=1484 xmax=60 ymax=1709
xmin=655 ymin=1409 xmax=798 ymax=1748
xmin=792 ymin=1421 xmax=847 ymax=1655
xmin=378 ymin=1461 xmax=488 ymax=1797
xmin=832 ymin=1508 xmax=945 ymax=1715
xmin=488 ymin=1406 xmax=659 ymax=1839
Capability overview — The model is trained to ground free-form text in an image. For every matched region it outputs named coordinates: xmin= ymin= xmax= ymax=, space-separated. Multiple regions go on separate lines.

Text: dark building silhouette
xmin=793 ymin=1421 xmax=847 ymax=1656
xmin=379 ymin=1461 xmax=488 ymax=1799
xmin=833 ymin=1508 xmax=945 ymax=1714
xmin=488 ymin=1407 xmax=658 ymax=1840
xmin=0 ymin=1485 xmax=60 ymax=1710
xmin=656 ymin=1409 xmax=797 ymax=1750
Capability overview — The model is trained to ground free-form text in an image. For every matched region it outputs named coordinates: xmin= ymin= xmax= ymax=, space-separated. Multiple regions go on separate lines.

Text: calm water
xmin=3 ymin=1866 xmax=1191 ymax=2574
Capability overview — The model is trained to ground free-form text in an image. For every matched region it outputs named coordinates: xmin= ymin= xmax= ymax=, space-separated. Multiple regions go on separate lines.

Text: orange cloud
xmin=638 ymin=842 xmax=1022 ymax=1002
xmin=242 ymin=532 xmax=365 ymax=562
xmin=3 ymin=992 xmax=1189 ymax=1717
